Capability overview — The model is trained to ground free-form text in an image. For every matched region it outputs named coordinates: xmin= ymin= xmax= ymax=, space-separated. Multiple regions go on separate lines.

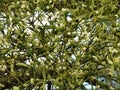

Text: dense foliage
xmin=0 ymin=0 xmax=120 ymax=90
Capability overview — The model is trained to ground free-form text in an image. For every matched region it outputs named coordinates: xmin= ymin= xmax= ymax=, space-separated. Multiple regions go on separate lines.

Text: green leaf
xmin=97 ymin=15 xmax=108 ymax=20
xmin=13 ymin=86 xmax=19 ymax=90
xmin=16 ymin=63 xmax=29 ymax=68
xmin=0 ymin=48 xmax=9 ymax=55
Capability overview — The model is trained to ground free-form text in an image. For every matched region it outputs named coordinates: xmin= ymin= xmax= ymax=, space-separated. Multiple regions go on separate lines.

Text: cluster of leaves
xmin=0 ymin=0 xmax=120 ymax=90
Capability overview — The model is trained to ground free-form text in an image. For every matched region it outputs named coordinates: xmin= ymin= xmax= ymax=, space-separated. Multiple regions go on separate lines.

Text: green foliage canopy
xmin=0 ymin=0 xmax=120 ymax=89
